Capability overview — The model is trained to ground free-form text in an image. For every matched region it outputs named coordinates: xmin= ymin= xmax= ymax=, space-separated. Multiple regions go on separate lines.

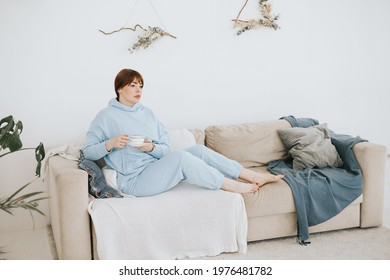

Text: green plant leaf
xmin=0 ymin=180 xmax=47 ymax=217
xmin=0 ymin=115 xmax=23 ymax=152
xmin=6 ymin=132 xmax=23 ymax=152
xmin=35 ymin=142 xmax=45 ymax=177
xmin=1 ymin=181 xmax=31 ymax=204
xmin=0 ymin=115 xmax=48 ymax=227
xmin=0 ymin=116 xmax=14 ymax=149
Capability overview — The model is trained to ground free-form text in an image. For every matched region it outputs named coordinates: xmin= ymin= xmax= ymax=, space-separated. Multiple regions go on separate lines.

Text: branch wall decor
xmin=99 ymin=24 xmax=176 ymax=53
xmin=233 ymin=0 xmax=280 ymax=35
xmin=99 ymin=0 xmax=176 ymax=53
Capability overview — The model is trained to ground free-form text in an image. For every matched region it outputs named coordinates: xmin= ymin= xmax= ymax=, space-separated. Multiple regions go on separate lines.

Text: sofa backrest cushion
xmin=205 ymin=120 xmax=291 ymax=168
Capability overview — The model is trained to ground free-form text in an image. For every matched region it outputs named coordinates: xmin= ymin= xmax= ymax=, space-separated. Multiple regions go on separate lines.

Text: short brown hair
xmin=114 ymin=69 xmax=144 ymax=100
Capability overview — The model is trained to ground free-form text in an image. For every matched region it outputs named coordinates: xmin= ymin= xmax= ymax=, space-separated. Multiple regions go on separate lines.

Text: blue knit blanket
xmin=268 ymin=116 xmax=365 ymax=244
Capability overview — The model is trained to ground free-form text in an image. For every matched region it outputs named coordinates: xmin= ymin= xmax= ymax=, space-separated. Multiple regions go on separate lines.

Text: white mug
xmin=128 ymin=135 xmax=145 ymax=146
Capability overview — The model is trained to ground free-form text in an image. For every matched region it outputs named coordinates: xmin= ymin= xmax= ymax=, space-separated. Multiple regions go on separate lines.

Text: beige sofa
xmin=46 ymin=119 xmax=387 ymax=259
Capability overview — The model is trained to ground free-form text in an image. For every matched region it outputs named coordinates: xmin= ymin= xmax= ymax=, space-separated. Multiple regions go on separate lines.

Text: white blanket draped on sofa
xmin=88 ymin=182 xmax=248 ymax=259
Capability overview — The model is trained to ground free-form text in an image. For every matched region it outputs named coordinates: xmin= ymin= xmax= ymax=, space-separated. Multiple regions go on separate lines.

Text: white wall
xmin=1 ymin=0 xmax=390 ymax=231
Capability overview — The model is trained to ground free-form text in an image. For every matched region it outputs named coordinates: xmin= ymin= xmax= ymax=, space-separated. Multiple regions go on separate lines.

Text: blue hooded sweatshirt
xmin=83 ymin=98 xmax=170 ymax=189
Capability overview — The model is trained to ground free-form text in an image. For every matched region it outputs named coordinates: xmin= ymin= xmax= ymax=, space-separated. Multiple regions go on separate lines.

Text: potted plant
xmin=0 ymin=115 xmax=47 ymax=255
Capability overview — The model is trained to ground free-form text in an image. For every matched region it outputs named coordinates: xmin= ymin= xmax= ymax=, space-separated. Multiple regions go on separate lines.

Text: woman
xmin=83 ymin=68 xmax=284 ymax=197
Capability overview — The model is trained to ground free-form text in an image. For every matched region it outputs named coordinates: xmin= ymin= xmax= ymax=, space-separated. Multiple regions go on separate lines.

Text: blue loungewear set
xmin=83 ymin=98 xmax=243 ymax=197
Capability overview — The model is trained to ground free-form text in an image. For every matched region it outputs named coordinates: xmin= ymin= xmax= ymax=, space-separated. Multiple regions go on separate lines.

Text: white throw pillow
xmin=102 ymin=166 xmax=135 ymax=198
xmin=168 ymin=129 xmax=196 ymax=151
xmin=101 ymin=129 xmax=196 ymax=190
xmin=102 ymin=166 xmax=118 ymax=189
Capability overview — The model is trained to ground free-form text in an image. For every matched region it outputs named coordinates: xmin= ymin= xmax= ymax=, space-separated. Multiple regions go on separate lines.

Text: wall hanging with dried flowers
xmin=232 ymin=0 xmax=280 ymax=35
xmin=99 ymin=0 xmax=176 ymax=53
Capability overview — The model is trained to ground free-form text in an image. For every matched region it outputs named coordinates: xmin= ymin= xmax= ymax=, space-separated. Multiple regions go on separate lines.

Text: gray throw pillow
xmin=277 ymin=123 xmax=343 ymax=171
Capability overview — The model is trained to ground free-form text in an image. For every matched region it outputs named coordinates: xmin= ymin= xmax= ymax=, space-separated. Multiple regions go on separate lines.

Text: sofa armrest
xmin=46 ymin=155 xmax=92 ymax=259
xmin=353 ymin=142 xmax=387 ymax=227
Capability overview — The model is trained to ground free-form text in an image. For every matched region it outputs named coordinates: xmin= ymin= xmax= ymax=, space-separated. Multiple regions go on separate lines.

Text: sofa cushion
xmin=168 ymin=129 xmax=197 ymax=151
xmin=205 ymin=120 xmax=291 ymax=168
xmin=277 ymin=123 xmax=343 ymax=170
xmin=241 ymin=166 xmax=295 ymax=218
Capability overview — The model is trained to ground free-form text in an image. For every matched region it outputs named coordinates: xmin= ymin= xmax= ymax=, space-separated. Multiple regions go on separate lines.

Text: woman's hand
xmin=105 ymin=134 xmax=129 ymax=152
xmin=134 ymin=138 xmax=155 ymax=152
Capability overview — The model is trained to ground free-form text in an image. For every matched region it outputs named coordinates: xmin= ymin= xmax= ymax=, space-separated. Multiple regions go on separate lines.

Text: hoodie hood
xmin=108 ymin=98 xmax=143 ymax=112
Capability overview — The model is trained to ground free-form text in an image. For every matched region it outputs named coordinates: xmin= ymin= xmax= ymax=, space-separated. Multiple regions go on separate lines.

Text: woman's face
xmin=118 ymin=79 xmax=143 ymax=107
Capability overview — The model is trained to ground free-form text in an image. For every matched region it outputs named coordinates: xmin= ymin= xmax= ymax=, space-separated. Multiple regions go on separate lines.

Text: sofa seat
xmin=243 ymin=166 xmax=295 ymax=217
xmin=240 ymin=165 xmax=363 ymax=241
xmin=88 ymin=182 xmax=248 ymax=259
xmin=243 ymin=165 xmax=363 ymax=218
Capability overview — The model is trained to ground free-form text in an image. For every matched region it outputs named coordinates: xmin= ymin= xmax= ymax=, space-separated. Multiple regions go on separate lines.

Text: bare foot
xmin=239 ymin=169 xmax=285 ymax=187
xmin=221 ymin=178 xmax=259 ymax=194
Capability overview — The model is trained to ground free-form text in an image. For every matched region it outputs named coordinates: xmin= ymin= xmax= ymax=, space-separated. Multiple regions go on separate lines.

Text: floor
xmin=1 ymin=158 xmax=390 ymax=260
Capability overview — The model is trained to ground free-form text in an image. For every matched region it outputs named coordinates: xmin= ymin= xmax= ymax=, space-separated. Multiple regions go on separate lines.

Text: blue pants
xmin=124 ymin=145 xmax=243 ymax=197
